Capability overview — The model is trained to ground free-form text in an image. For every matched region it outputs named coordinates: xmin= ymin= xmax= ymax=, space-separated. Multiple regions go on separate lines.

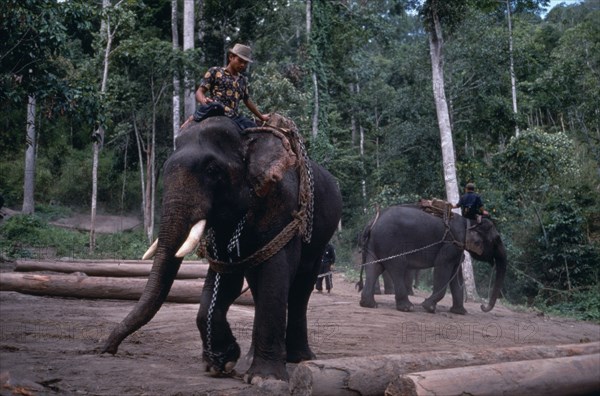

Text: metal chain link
xmin=295 ymin=130 xmax=314 ymax=243
xmin=226 ymin=214 xmax=247 ymax=259
xmin=203 ymin=229 xmax=219 ymax=364
xmin=204 ymin=217 xmax=247 ymax=367
xmin=205 ymin=271 xmax=220 ymax=364
xmin=359 ymin=229 xmax=450 ymax=268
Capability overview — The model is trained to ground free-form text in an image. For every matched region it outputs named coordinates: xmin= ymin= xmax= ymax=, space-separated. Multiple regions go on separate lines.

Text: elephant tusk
xmin=142 ymin=239 xmax=158 ymax=260
xmin=176 ymin=220 xmax=207 ymax=258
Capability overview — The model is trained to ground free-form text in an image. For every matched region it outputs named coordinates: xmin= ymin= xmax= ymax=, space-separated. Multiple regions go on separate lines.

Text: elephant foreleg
xmin=197 ymin=270 xmax=244 ymax=375
xmin=244 ymin=251 xmax=290 ymax=382
xmin=422 ymin=248 xmax=463 ymax=314
xmin=286 ymin=268 xmax=317 ymax=363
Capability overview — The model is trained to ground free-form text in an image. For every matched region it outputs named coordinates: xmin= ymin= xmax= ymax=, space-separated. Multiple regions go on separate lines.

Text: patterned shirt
xmin=200 ymin=67 xmax=249 ymax=117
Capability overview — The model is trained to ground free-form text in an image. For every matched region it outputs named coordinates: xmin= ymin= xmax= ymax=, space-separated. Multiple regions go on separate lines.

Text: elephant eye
xmin=203 ymin=160 xmax=225 ymax=184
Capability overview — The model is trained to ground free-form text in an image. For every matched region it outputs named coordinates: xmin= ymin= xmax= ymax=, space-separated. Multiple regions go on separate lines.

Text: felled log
xmin=15 ymin=260 xmax=208 ymax=279
xmin=234 ymin=287 xmax=254 ymax=306
xmin=16 ymin=259 xmax=206 ymax=265
xmin=385 ymin=354 xmax=600 ymax=396
xmin=0 ymin=272 xmax=254 ymax=306
xmin=0 ymin=273 xmax=204 ymax=303
xmin=289 ymin=342 xmax=600 ymax=396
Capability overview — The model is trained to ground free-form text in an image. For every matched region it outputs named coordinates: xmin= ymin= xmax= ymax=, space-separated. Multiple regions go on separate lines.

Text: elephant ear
xmin=465 ymin=227 xmax=485 ymax=256
xmin=244 ymin=131 xmax=298 ymax=197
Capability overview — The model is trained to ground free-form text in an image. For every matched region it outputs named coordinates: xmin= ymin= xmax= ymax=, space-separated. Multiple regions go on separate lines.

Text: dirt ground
xmin=1 ymin=259 xmax=599 ymax=396
xmin=1 ymin=214 xmax=598 ymax=395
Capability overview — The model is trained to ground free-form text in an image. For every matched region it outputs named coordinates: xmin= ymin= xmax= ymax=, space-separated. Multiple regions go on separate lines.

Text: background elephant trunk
xmin=480 ymin=245 xmax=507 ymax=312
xmin=101 ymin=214 xmax=186 ymax=354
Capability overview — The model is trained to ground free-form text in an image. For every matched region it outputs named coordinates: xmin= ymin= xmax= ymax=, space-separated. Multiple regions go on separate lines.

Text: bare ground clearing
xmin=1 ymin=261 xmax=599 ymax=395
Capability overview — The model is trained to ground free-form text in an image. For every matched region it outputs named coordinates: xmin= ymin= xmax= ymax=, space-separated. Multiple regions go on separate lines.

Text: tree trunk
xmin=506 ymin=0 xmax=519 ymax=137
xmin=22 ymin=95 xmax=36 ymax=215
xmin=172 ymin=0 xmax=181 ymax=148
xmin=289 ymin=342 xmax=600 ymax=396
xmin=133 ymin=116 xmax=147 ymax=241
xmin=427 ymin=2 xmax=478 ymax=301
xmin=306 ymin=0 xmax=319 ymax=138
xmin=0 ymin=273 xmax=204 ymax=304
xmin=14 ymin=260 xmax=208 ymax=279
xmin=144 ymin=143 xmax=153 ymax=242
xmin=386 ymin=354 xmax=600 ymax=396
xmin=90 ymin=0 xmax=113 ymax=252
xmin=183 ymin=0 xmax=195 ymax=118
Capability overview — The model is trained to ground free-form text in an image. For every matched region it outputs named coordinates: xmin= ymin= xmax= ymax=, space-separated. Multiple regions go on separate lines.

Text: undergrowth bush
xmin=0 ymin=213 xmax=147 ymax=260
xmin=535 ymin=288 xmax=600 ymax=322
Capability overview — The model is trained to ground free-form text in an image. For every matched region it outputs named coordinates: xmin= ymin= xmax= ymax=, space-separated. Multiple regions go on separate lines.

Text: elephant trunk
xmin=101 ymin=213 xmax=191 ymax=354
xmin=480 ymin=245 xmax=507 ymax=312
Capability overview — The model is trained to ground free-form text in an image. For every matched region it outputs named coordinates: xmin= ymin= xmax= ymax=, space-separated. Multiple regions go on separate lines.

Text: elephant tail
xmin=355 ymin=265 xmax=364 ymax=292
xmin=356 ymin=207 xmax=379 ymax=292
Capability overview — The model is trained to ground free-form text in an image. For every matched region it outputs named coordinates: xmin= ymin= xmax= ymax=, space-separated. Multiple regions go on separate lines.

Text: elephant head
xmin=464 ymin=218 xmax=507 ymax=312
xmin=101 ymin=116 xmax=299 ymax=354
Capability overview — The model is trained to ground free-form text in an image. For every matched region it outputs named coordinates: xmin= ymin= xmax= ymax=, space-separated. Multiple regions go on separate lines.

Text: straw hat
xmin=229 ymin=44 xmax=253 ymax=63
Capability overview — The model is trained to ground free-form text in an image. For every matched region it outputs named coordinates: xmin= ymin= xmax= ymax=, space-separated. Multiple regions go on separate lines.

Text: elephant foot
xmin=359 ymin=298 xmax=378 ymax=308
xmin=203 ymin=342 xmax=241 ymax=377
xmin=421 ymin=300 xmax=437 ymax=313
xmin=450 ymin=306 xmax=468 ymax=315
xmin=244 ymin=357 xmax=289 ymax=383
xmin=396 ymin=301 xmax=414 ymax=312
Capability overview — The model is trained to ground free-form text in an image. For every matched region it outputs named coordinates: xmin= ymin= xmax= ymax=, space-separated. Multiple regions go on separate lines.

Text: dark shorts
xmin=193 ymin=103 xmax=256 ymax=130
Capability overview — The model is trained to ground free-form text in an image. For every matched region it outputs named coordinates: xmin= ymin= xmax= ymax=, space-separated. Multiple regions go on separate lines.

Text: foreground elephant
xmin=357 ymin=204 xmax=506 ymax=314
xmin=101 ymin=116 xmax=342 ymax=383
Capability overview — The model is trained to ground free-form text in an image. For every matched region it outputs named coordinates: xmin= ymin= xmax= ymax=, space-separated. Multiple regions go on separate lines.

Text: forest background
xmin=1 ymin=0 xmax=598 ymax=320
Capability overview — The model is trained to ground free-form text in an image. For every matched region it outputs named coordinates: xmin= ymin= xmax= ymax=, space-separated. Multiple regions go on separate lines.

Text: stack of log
xmin=0 ymin=259 xmax=253 ymax=305
xmin=290 ymin=342 xmax=600 ymax=396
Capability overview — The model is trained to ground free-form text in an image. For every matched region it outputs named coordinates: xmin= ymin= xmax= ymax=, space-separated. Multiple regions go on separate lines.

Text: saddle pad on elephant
xmin=419 ymin=198 xmax=453 ymax=219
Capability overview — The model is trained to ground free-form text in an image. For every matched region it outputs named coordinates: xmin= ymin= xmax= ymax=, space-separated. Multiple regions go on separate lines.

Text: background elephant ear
xmin=244 ymin=132 xmax=297 ymax=197
xmin=465 ymin=228 xmax=485 ymax=256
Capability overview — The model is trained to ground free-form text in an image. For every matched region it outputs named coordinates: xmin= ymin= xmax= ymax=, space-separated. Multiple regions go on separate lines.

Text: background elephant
xmin=101 ymin=116 xmax=342 ymax=383
xmin=357 ymin=204 xmax=506 ymax=314
xmin=373 ymin=269 xmax=420 ymax=295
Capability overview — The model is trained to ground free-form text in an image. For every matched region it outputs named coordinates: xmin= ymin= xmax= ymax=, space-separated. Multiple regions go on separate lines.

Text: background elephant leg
xmin=382 ymin=271 xmax=395 ymax=294
xmin=422 ymin=254 xmax=454 ymax=313
xmin=197 ymin=270 xmax=244 ymax=374
xmin=449 ymin=264 xmax=467 ymax=315
xmin=374 ymin=276 xmax=382 ymax=295
xmin=413 ymin=269 xmax=421 ymax=290
xmin=405 ymin=269 xmax=415 ymax=296
xmin=286 ymin=269 xmax=317 ymax=363
xmin=390 ymin=264 xmax=413 ymax=312
xmin=360 ymin=260 xmax=384 ymax=308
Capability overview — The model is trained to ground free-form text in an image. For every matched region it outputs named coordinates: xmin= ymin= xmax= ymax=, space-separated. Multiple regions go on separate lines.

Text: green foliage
xmin=536 ymin=288 xmax=600 ymax=322
xmin=494 ymin=128 xmax=580 ymax=190
xmin=0 ymin=213 xmax=147 ymax=260
xmin=251 ymin=62 xmax=311 ymax=129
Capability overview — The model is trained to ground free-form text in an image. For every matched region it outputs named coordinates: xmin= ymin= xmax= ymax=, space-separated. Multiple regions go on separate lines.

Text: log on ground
xmin=15 ymin=260 xmax=208 ymax=279
xmin=0 ymin=273 xmax=203 ymax=303
xmin=385 ymin=353 xmax=600 ymax=396
xmin=289 ymin=342 xmax=600 ymax=396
